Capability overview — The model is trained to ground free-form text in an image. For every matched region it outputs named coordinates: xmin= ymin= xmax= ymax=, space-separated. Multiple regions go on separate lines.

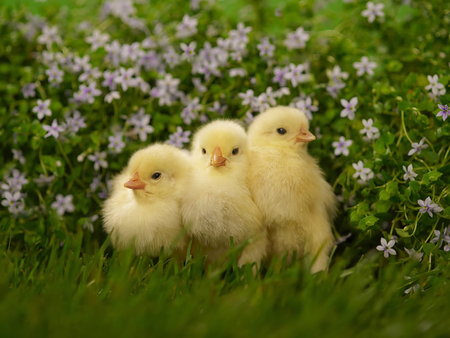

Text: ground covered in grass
xmin=1 ymin=239 xmax=450 ymax=337
xmin=1 ymin=0 xmax=450 ymax=335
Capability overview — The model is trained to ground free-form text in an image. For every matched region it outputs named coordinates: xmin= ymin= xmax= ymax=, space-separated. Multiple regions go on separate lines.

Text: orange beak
xmin=295 ymin=127 xmax=316 ymax=143
xmin=124 ymin=171 xmax=146 ymax=190
xmin=210 ymin=147 xmax=226 ymax=167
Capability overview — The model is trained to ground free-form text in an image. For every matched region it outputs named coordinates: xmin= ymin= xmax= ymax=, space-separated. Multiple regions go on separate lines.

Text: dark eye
xmin=277 ymin=128 xmax=287 ymax=135
xmin=151 ymin=172 xmax=162 ymax=180
xmin=202 ymin=148 xmax=206 ymax=154
xmin=232 ymin=148 xmax=239 ymax=155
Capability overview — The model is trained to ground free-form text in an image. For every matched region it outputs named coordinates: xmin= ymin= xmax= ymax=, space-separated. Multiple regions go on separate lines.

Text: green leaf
xmin=356 ymin=202 xmax=369 ymax=215
xmin=422 ymin=243 xmax=435 ymax=255
xmin=386 ymin=181 xmax=398 ymax=196
xmin=381 ymin=132 xmax=395 ymax=145
xmin=358 ymin=216 xmax=379 ymax=230
xmin=438 ymin=165 xmax=450 ymax=174
xmin=422 ymin=171 xmax=442 ymax=185
xmin=374 ymin=140 xmax=385 ymax=154
xmin=409 ymin=181 xmax=421 ymax=192
xmin=395 ymin=228 xmax=410 ymax=237
xmin=376 ymin=200 xmax=391 ymax=213
xmin=379 ymin=190 xmax=390 ymax=201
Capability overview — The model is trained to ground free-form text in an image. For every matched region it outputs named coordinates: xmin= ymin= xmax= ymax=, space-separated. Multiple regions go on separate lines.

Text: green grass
xmin=1 ymin=237 xmax=450 ymax=337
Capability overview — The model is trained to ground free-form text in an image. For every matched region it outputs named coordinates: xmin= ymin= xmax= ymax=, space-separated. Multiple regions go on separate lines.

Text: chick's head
xmin=124 ymin=144 xmax=190 ymax=200
xmin=247 ymin=106 xmax=315 ymax=151
xmin=191 ymin=120 xmax=248 ymax=173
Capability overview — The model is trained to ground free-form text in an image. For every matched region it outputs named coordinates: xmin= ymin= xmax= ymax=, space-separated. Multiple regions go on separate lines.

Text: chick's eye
xmin=232 ymin=148 xmax=239 ymax=155
xmin=202 ymin=148 xmax=206 ymax=154
xmin=277 ymin=128 xmax=287 ymax=135
xmin=151 ymin=172 xmax=162 ymax=180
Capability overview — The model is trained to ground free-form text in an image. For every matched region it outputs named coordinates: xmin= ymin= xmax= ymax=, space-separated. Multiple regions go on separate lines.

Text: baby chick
xmin=182 ymin=120 xmax=267 ymax=269
xmin=103 ymin=144 xmax=190 ymax=259
xmin=247 ymin=106 xmax=337 ymax=273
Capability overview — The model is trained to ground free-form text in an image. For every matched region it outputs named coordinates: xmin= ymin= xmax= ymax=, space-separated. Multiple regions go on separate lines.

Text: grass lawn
xmin=1 ymin=0 xmax=450 ymax=336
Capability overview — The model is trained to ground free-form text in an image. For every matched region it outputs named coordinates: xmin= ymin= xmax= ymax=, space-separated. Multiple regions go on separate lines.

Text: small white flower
xmin=418 ymin=197 xmax=443 ymax=218
xmin=402 ymin=164 xmax=418 ymax=181
xmin=361 ymin=2 xmax=385 ymax=23
xmin=360 ymin=118 xmax=379 ymax=140
xmin=353 ymin=56 xmax=377 ymax=76
xmin=404 ymin=248 xmax=423 ymax=262
xmin=352 ymin=160 xmax=371 ymax=180
xmin=51 ymin=194 xmax=75 ymax=216
xmin=376 ymin=238 xmax=397 ymax=258
xmin=105 ymin=91 xmax=120 ymax=103
xmin=408 ymin=138 xmax=428 ymax=156
xmin=332 ymin=136 xmax=353 ymax=156
xmin=340 ymin=97 xmax=358 ymax=120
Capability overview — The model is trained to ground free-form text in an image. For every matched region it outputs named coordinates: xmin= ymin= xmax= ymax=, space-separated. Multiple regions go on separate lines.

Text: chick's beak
xmin=295 ymin=127 xmax=316 ymax=143
xmin=124 ymin=171 xmax=146 ymax=190
xmin=210 ymin=147 xmax=226 ymax=167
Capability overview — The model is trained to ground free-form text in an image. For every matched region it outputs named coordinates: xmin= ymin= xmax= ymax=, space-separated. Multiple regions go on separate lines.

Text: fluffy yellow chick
xmin=182 ymin=120 xmax=267 ymax=269
xmin=247 ymin=106 xmax=337 ymax=273
xmin=102 ymin=143 xmax=190 ymax=259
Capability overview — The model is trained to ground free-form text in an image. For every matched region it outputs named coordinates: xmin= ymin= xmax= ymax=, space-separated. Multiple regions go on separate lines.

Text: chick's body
xmin=103 ymin=144 xmax=190 ymax=258
xmin=182 ymin=120 xmax=267 ymax=267
xmin=248 ymin=107 xmax=336 ymax=272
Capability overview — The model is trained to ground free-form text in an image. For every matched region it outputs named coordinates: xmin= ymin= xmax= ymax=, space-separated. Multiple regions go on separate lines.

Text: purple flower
xmin=272 ymin=66 xmax=289 ymax=86
xmin=284 ymin=27 xmax=309 ymax=50
xmin=291 ymin=96 xmax=317 ymax=120
xmin=425 ymin=75 xmax=445 ymax=95
xmin=284 ymin=63 xmax=309 ymax=87
xmin=78 ymin=64 xmax=102 ymax=83
xmin=33 ymin=174 xmax=55 ymax=187
xmin=165 ymin=127 xmax=191 ymax=148
xmin=192 ymin=78 xmax=207 ymax=93
xmin=340 ymin=97 xmax=358 ymax=120
xmin=418 ymin=197 xmax=443 ymax=218
xmin=360 ymin=118 xmax=379 ymax=140
xmin=327 ymin=65 xmax=349 ymax=82
xmin=326 ymin=81 xmax=346 ymax=98
xmin=51 ymin=194 xmax=75 ymax=216
xmin=65 ymin=110 xmax=86 ymax=133
xmin=132 ymin=114 xmax=155 ymax=142
xmin=1 ymin=191 xmax=24 ymax=214
xmin=4 ymin=169 xmax=28 ymax=191
xmin=376 ymin=238 xmax=397 ymax=258
xmin=208 ymin=101 xmax=227 ymax=116
xmin=32 ymin=99 xmax=52 ymax=120
xmin=229 ymin=22 xmax=252 ymax=45
xmin=361 ymin=2 xmax=385 ymax=23
xmin=229 ymin=68 xmax=247 ymax=77
xmin=88 ymin=151 xmax=108 ymax=171
xmin=138 ymin=50 xmax=161 ymax=71
xmin=12 ymin=149 xmax=26 ymax=165
xmin=256 ymin=37 xmax=275 ymax=58
xmin=108 ymin=133 xmax=126 ymax=154
xmin=239 ymin=89 xmax=256 ymax=106
xmin=408 ymin=137 xmax=428 ymax=156
xmin=437 ymin=104 xmax=449 ymax=121
xmin=37 ymin=25 xmax=62 ymax=48
xmin=180 ymin=42 xmax=197 ymax=61
xmin=353 ymin=56 xmax=377 ymax=76
xmin=22 ymin=83 xmax=36 ymax=98
xmin=404 ymin=248 xmax=423 ymax=262
xmin=431 ymin=228 xmax=448 ymax=247
xmin=332 ymin=136 xmax=353 ymax=156
xmin=85 ymin=29 xmax=110 ymax=51
xmin=43 ymin=119 xmax=65 ymax=139
xmin=105 ymin=91 xmax=120 ymax=103
xmin=163 ymin=47 xmax=181 ymax=68
xmin=45 ymin=66 xmax=64 ymax=86
xmin=352 ymin=161 xmax=372 ymax=180
xmin=114 ymin=67 xmax=136 ymax=91
xmin=102 ymin=70 xmax=118 ymax=91
xmin=176 ymin=15 xmax=198 ymax=39
xmin=402 ymin=164 xmax=418 ymax=181
xmin=72 ymin=55 xmax=90 ymax=73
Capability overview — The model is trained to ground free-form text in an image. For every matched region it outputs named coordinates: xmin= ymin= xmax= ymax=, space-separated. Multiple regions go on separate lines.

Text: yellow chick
xmin=247 ymin=106 xmax=337 ymax=273
xmin=102 ymin=143 xmax=190 ymax=259
xmin=182 ymin=120 xmax=267 ymax=269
